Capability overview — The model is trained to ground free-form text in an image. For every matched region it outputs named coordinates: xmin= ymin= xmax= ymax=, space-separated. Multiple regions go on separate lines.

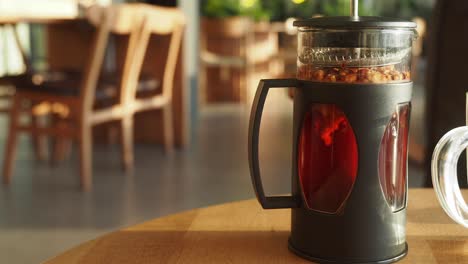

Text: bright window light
xmin=241 ymin=0 xmax=257 ymax=8
xmin=292 ymin=0 xmax=306 ymax=4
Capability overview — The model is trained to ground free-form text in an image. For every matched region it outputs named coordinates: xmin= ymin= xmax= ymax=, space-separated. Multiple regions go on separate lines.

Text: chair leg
xmin=51 ymin=117 xmax=72 ymax=164
xmin=52 ymin=137 xmax=72 ymax=164
xmin=162 ymin=105 xmax=174 ymax=153
xmin=31 ymin=114 xmax=48 ymax=161
xmin=106 ymin=123 xmax=119 ymax=146
xmin=3 ymin=96 xmax=21 ymax=184
xmin=120 ymin=116 xmax=134 ymax=171
xmin=78 ymin=123 xmax=92 ymax=191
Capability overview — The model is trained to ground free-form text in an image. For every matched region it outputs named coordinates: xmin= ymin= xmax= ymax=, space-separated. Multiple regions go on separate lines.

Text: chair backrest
xmin=80 ymin=4 xmax=145 ymax=112
xmin=118 ymin=4 xmax=185 ymax=103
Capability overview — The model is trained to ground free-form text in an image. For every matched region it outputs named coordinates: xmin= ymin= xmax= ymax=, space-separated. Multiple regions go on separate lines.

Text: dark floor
xmin=0 ymin=81 xmax=427 ymax=263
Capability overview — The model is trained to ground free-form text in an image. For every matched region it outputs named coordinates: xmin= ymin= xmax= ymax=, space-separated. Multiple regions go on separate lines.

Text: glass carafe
xmin=296 ymin=25 xmax=415 ymax=213
xmin=432 ymin=93 xmax=468 ymax=228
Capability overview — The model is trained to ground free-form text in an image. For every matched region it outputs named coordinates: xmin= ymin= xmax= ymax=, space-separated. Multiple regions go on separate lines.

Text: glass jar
xmin=297 ymin=26 xmax=416 ymax=83
xmin=295 ymin=17 xmax=417 ymax=213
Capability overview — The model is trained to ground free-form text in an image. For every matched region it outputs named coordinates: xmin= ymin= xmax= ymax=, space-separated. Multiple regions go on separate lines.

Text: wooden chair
xmin=0 ymin=24 xmax=49 ymax=160
xmin=2 ymin=4 xmax=148 ymax=190
xmin=199 ymin=17 xmax=252 ymax=104
xmin=51 ymin=4 xmax=185 ymax=160
xmin=117 ymin=5 xmax=185 ymax=155
xmin=199 ymin=18 xmax=278 ymax=104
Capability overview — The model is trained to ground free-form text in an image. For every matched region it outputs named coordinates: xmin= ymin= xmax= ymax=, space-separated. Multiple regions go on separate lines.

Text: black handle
xmin=248 ymin=79 xmax=300 ymax=209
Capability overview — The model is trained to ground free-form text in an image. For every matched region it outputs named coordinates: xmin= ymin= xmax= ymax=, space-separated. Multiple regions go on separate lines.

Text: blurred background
xmin=3 ymin=0 xmax=467 ymax=263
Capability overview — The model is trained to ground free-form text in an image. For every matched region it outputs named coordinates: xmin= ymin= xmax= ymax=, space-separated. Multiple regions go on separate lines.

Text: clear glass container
xmin=431 ymin=93 xmax=468 ymax=228
xmin=297 ymin=28 xmax=416 ymax=83
xmin=295 ymin=22 xmax=416 ymax=213
xmin=432 ymin=126 xmax=468 ymax=228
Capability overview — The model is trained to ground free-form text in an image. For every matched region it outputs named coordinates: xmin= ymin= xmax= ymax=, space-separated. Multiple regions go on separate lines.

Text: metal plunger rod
xmin=350 ymin=0 xmax=359 ymax=18
xmin=466 ymin=93 xmax=468 ymax=181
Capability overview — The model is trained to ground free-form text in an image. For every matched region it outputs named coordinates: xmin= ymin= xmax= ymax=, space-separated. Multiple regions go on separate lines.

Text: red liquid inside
xmin=298 ymin=104 xmax=358 ymax=214
xmin=378 ymin=104 xmax=410 ymax=212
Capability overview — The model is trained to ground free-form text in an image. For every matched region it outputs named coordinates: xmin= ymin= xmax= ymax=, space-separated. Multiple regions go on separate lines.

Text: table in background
xmin=44 ymin=189 xmax=468 ymax=263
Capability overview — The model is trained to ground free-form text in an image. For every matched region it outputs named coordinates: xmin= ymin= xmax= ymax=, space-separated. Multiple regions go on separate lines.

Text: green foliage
xmin=284 ymin=0 xmax=318 ymax=19
xmin=261 ymin=0 xmax=287 ymax=21
xmin=320 ymin=0 xmax=375 ymax=16
xmin=365 ymin=0 xmax=434 ymax=20
xmin=202 ymin=0 xmax=240 ymax=18
xmin=200 ymin=0 xmax=435 ymax=22
xmin=201 ymin=0 xmax=270 ymax=21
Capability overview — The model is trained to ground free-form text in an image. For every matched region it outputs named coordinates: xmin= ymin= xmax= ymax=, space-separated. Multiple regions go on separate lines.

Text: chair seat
xmin=2 ymin=71 xmax=160 ymax=100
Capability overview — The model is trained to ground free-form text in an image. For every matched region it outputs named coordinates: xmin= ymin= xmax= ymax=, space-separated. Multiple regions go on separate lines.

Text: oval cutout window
xmin=298 ymin=104 xmax=358 ymax=214
xmin=378 ymin=103 xmax=410 ymax=212
xmin=379 ymin=103 xmax=410 ymax=212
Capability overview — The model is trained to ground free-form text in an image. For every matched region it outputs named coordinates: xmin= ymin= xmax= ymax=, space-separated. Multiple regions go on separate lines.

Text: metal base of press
xmin=288 ymin=239 xmax=408 ymax=264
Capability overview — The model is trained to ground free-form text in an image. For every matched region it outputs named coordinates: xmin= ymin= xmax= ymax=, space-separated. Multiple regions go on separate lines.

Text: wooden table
xmin=44 ymin=189 xmax=468 ymax=263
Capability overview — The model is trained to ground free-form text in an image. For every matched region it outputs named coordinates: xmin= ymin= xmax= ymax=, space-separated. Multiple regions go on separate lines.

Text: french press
xmin=249 ymin=1 xmax=417 ymax=263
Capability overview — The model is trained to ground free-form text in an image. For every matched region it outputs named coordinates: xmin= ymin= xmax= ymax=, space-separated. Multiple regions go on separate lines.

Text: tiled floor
xmin=0 ymin=86 xmax=427 ymax=263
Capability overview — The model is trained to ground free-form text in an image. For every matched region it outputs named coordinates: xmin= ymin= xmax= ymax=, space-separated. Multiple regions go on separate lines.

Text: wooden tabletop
xmin=0 ymin=1 xmax=80 ymax=24
xmin=45 ymin=189 xmax=468 ymax=264
xmin=0 ymin=17 xmax=78 ymax=25
xmin=0 ymin=12 xmax=80 ymax=24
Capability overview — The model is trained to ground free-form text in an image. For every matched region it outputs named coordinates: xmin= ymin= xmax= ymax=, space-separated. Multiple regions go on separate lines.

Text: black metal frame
xmin=249 ymin=79 xmax=412 ymax=263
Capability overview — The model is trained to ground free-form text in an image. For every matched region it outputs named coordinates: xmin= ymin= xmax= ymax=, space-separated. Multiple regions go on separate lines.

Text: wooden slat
xmin=0 ymin=18 xmax=78 ymax=25
xmin=16 ymin=125 xmax=77 ymax=138
xmin=11 ymin=91 xmax=80 ymax=105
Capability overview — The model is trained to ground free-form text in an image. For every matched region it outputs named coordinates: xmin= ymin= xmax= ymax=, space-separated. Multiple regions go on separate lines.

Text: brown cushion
xmin=1 ymin=71 xmax=159 ymax=99
xmin=97 ymin=72 xmax=160 ymax=100
xmin=3 ymin=71 xmax=81 ymax=96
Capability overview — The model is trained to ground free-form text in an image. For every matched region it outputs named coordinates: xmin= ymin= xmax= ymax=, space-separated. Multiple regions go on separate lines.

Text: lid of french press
xmin=293 ymin=16 xmax=416 ymax=29
xmin=294 ymin=0 xmax=417 ymax=68
xmin=293 ymin=0 xmax=416 ymax=29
